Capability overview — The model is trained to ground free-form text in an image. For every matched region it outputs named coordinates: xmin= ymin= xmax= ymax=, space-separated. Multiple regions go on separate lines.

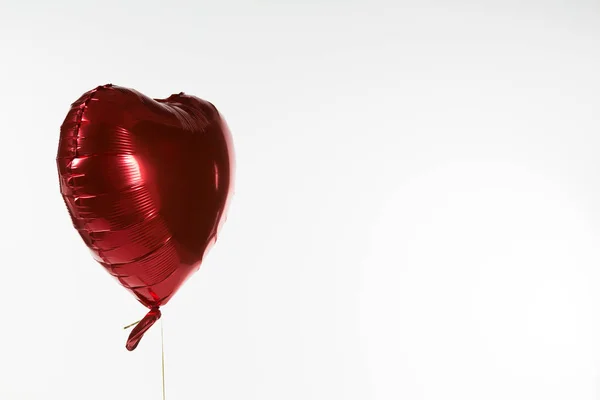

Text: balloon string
xmin=123 ymin=318 xmax=166 ymax=399
xmin=161 ymin=318 xmax=166 ymax=400
xmin=123 ymin=320 xmax=142 ymax=330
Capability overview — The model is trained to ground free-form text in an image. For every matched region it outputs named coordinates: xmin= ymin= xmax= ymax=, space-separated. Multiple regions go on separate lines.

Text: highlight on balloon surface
xmin=56 ymin=84 xmax=235 ymax=350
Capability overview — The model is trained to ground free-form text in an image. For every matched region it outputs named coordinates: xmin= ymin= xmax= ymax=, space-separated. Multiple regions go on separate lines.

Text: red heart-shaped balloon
xmin=57 ymin=84 xmax=234 ymax=350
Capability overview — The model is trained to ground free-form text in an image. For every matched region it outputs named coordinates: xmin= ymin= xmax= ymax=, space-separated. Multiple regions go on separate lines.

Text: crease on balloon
xmin=68 ymin=87 xmax=111 ymax=260
xmin=109 ymin=234 xmax=174 ymax=267
xmin=125 ymin=257 xmax=180 ymax=291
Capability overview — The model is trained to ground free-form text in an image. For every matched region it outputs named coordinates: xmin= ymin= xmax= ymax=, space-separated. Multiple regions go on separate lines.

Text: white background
xmin=2 ymin=0 xmax=600 ymax=399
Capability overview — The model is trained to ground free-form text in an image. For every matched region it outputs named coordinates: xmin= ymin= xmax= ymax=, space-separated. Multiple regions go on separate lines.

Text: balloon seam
xmin=69 ymin=85 xmax=113 ymax=266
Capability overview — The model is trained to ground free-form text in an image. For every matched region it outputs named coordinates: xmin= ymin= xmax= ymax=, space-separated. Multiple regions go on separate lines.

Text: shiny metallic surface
xmin=57 ymin=84 xmax=235 ymax=350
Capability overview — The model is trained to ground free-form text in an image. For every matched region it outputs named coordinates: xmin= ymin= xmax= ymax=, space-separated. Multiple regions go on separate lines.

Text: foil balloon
xmin=56 ymin=84 xmax=235 ymax=350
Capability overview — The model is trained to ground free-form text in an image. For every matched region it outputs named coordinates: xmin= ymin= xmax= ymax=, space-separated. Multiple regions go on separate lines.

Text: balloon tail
xmin=125 ymin=307 xmax=161 ymax=351
xmin=123 ymin=311 xmax=166 ymax=398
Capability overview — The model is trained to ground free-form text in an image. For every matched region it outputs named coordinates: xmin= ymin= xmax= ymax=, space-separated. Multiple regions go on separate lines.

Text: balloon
xmin=56 ymin=84 xmax=235 ymax=350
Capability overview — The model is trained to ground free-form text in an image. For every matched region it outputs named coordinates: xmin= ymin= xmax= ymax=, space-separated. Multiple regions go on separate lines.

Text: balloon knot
xmin=125 ymin=307 xmax=161 ymax=351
